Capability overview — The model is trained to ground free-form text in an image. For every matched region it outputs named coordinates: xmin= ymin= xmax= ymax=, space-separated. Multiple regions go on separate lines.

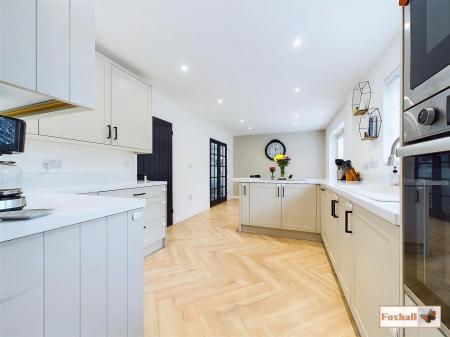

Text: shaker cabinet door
xmin=239 ymin=183 xmax=250 ymax=226
xmin=80 ymin=218 xmax=108 ymax=337
xmin=281 ymin=184 xmax=317 ymax=232
xmin=337 ymin=202 xmax=353 ymax=304
xmin=111 ymin=65 xmax=151 ymax=151
xmin=0 ymin=234 xmax=44 ymax=337
xmin=39 ymin=54 xmax=112 ymax=143
xmin=0 ymin=0 xmax=36 ymax=91
xmin=249 ymin=183 xmax=281 ymax=228
xmin=44 ymin=225 xmax=81 ymax=337
xmin=37 ymin=0 xmax=70 ymax=101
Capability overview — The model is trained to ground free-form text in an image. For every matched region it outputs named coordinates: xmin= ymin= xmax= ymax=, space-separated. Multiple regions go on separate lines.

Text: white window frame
xmin=382 ymin=67 xmax=401 ymax=162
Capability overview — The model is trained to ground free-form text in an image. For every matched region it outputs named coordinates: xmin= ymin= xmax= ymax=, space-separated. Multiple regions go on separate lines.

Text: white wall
xmin=152 ymin=91 xmax=233 ymax=224
xmin=325 ymin=34 xmax=401 ymax=182
xmin=8 ymin=137 xmax=136 ymax=188
xmin=233 ymin=130 xmax=325 ymax=196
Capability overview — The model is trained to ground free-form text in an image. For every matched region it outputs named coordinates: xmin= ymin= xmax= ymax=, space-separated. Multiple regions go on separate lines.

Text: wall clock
xmin=265 ymin=139 xmax=286 ymax=160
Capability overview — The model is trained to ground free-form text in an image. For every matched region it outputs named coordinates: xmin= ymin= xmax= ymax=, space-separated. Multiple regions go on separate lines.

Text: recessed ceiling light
xmin=180 ymin=64 xmax=189 ymax=73
xmin=294 ymin=113 xmax=299 ymax=118
xmin=248 ymin=126 xmax=252 ymax=130
xmin=294 ymin=87 xmax=301 ymax=94
xmin=240 ymin=119 xmax=245 ymax=123
xmin=293 ymin=38 xmax=302 ymax=48
xmin=218 ymin=99 xmax=223 ymax=104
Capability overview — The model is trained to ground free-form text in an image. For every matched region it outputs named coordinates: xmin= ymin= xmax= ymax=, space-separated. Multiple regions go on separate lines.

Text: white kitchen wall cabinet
xmin=38 ymin=53 xmax=152 ymax=153
xmin=37 ymin=0 xmax=70 ymax=101
xmin=281 ymin=184 xmax=316 ymax=232
xmin=80 ymin=218 xmax=108 ymax=337
xmin=239 ymin=183 xmax=250 ymax=227
xmin=107 ymin=212 xmax=128 ymax=337
xmin=0 ymin=0 xmax=36 ymax=91
xmin=337 ymin=198 xmax=353 ymax=304
xmin=111 ymin=65 xmax=152 ymax=151
xmin=0 ymin=234 xmax=44 ymax=337
xmin=44 ymin=224 xmax=81 ymax=337
xmin=39 ymin=55 xmax=112 ymax=143
xmin=69 ymin=0 xmax=95 ymax=108
xmin=249 ymin=183 xmax=282 ymax=228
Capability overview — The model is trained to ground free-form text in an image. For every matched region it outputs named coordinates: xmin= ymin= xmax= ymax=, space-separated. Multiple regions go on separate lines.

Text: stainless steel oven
xmin=403 ymin=0 xmax=450 ymax=110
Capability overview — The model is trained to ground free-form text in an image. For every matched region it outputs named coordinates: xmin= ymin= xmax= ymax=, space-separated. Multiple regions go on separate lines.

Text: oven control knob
xmin=418 ymin=108 xmax=436 ymax=125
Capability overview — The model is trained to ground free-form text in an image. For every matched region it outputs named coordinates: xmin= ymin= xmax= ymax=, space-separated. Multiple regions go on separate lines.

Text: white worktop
xmin=0 ymin=180 xmax=166 ymax=243
xmin=233 ymin=178 xmax=400 ymax=225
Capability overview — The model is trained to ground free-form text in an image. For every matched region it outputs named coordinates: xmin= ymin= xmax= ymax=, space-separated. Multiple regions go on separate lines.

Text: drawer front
xmin=144 ymin=219 xmax=166 ymax=245
xmin=98 ymin=185 xmax=166 ymax=199
xmin=145 ymin=196 xmax=166 ymax=221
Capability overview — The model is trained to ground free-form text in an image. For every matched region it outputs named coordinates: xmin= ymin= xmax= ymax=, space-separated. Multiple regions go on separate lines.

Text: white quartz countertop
xmin=31 ymin=180 xmax=167 ymax=194
xmin=0 ymin=193 xmax=146 ymax=243
xmin=233 ymin=177 xmax=399 ymax=225
xmin=0 ymin=180 xmax=168 ymax=243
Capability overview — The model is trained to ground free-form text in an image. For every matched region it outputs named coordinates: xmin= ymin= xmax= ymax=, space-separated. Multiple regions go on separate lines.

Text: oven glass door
xmin=410 ymin=0 xmax=450 ymax=89
xmin=403 ymin=151 xmax=450 ymax=330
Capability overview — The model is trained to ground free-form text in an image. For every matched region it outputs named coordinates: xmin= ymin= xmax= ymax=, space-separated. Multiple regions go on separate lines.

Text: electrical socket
xmin=43 ymin=159 xmax=63 ymax=170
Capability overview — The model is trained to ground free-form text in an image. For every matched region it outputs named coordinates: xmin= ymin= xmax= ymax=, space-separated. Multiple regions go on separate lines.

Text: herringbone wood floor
xmin=144 ymin=200 xmax=358 ymax=337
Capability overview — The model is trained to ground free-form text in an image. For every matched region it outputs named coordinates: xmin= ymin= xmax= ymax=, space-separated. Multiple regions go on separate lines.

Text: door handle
xmin=331 ymin=200 xmax=339 ymax=218
xmin=107 ymin=125 xmax=112 ymax=139
xmin=113 ymin=126 xmax=118 ymax=140
xmin=242 ymin=185 xmax=247 ymax=196
xmin=282 ymin=186 xmax=285 ymax=198
xmin=345 ymin=210 xmax=353 ymax=233
xmin=133 ymin=192 xmax=146 ymax=197
xmin=277 ymin=185 xmax=280 ymax=198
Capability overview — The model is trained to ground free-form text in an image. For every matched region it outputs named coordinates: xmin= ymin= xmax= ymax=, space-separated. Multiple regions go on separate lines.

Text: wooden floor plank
xmin=144 ymin=200 xmax=358 ymax=337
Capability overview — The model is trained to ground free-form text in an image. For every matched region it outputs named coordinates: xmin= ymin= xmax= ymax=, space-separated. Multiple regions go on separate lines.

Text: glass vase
xmin=280 ymin=166 xmax=285 ymax=179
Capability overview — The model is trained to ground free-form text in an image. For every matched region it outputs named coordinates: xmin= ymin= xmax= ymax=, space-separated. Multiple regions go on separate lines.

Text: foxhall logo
xmin=380 ymin=306 xmax=441 ymax=328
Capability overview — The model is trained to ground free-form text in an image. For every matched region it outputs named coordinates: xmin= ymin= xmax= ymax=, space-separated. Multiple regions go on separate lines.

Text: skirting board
xmin=241 ymin=225 xmax=322 ymax=242
xmin=144 ymin=238 xmax=165 ymax=257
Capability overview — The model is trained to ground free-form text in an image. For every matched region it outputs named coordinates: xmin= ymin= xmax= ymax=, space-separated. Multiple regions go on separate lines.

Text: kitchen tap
xmin=387 ymin=137 xmax=400 ymax=166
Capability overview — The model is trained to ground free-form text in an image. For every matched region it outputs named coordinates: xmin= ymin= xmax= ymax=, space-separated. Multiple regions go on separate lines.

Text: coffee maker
xmin=0 ymin=116 xmax=27 ymax=211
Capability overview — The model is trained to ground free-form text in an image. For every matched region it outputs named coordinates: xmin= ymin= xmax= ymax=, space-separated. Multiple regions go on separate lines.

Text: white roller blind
xmin=383 ymin=68 xmax=400 ymax=161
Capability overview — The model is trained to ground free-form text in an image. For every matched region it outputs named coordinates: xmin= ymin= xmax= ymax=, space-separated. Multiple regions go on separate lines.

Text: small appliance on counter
xmin=0 ymin=116 xmax=27 ymax=212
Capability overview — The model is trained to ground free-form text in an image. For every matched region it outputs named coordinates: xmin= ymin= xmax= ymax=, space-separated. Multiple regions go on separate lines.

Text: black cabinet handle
xmin=277 ymin=186 xmax=280 ymax=198
xmin=331 ymin=200 xmax=339 ymax=218
xmin=345 ymin=210 xmax=353 ymax=233
xmin=282 ymin=186 xmax=285 ymax=198
xmin=114 ymin=126 xmax=118 ymax=140
xmin=107 ymin=125 xmax=111 ymax=139
xmin=133 ymin=192 xmax=146 ymax=197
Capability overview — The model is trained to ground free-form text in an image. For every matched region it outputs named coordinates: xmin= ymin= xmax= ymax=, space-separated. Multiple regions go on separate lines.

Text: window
xmin=336 ymin=129 xmax=345 ymax=159
xmin=383 ymin=68 xmax=401 ymax=161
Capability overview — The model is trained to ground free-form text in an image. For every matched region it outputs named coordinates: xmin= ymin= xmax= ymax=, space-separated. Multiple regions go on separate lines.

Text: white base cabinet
xmin=244 ymin=182 xmax=318 ymax=233
xmin=0 ymin=234 xmax=44 ymax=337
xmin=98 ymin=184 xmax=167 ymax=257
xmin=320 ymin=186 xmax=400 ymax=337
xmin=0 ymin=210 xmax=144 ymax=337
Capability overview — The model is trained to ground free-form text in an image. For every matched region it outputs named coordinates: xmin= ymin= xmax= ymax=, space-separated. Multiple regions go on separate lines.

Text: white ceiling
xmin=95 ymin=0 xmax=400 ymax=136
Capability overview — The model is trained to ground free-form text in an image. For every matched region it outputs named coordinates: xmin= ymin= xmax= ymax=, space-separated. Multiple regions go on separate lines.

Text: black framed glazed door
xmin=210 ymin=138 xmax=227 ymax=207
xmin=137 ymin=117 xmax=173 ymax=226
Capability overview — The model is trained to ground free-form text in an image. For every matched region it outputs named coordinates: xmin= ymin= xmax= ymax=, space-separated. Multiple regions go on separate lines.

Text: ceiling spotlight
xmin=248 ymin=126 xmax=252 ymax=130
xmin=294 ymin=87 xmax=301 ymax=94
xmin=293 ymin=38 xmax=302 ymax=48
xmin=240 ymin=119 xmax=245 ymax=123
xmin=180 ymin=64 xmax=189 ymax=73
xmin=218 ymin=99 xmax=223 ymax=104
xmin=294 ymin=113 xmax=299 ymax=118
